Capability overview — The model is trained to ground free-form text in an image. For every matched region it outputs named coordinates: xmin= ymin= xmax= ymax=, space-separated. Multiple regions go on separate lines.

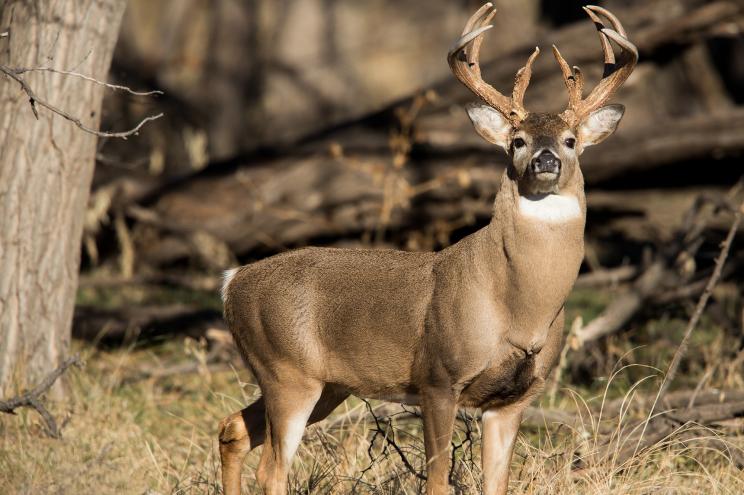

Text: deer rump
xmin=223 ymin=245 xmax=539 ymax=409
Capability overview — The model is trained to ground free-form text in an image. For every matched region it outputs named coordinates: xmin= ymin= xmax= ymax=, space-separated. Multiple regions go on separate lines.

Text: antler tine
xmin=448 ymin=4 xmax=513 ymax=120
xmin=572 ymin=66 xmax=584 ymax=103
xmin=551 ymin=45 xmax=572 ymax=81
xmin=583 ymin=6 xmax=615 ymax=68
xmin=601 ymin=27 xmax=638 ymax=61
xmin=448 ymin=3 xmax=538 ymax=123
xmin=512 ymin=47 xmax=540 ymax=114
xmin=461 ymin=2 xmax=494 ymax=36
xmin=552 ymin=45 xmax=582 ymax=112
xmin=469 ymin=8 xmax=498 ymax=78
xmin=587 ymin=5 xmax=627 ymax=37
xmin=558 ymin=6 xmax=638 ymax=127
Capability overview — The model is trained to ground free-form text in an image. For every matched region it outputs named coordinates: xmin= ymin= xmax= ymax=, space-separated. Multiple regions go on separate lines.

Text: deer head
xmin=449 ymin=3 xmax=638 ymax=196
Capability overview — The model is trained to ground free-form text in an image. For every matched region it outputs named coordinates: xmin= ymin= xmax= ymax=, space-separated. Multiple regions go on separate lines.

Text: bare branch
xmin=574 ymin=265 xmax=638 ymax=288
xmin=0 ymin=64 xmax=163 ymax=139
xmin=0 ymin=355 xmax=83 ymax=438
xmin=360 ymin=399 xmax=427 ymax=481
xmin=11 ymin=66 xmax=163 ymax=96
xmin=656 ymin=199 xmax=743 ymax=405
xmin=633 ymin=198 xmax=743 ymax=459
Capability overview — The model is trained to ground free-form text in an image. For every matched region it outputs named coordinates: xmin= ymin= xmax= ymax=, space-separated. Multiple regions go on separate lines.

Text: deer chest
xmin=458 ymin=352 xmax=537 ymax=409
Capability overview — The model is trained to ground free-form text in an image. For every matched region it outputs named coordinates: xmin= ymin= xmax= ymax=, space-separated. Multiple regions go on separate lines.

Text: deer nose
xmin=531 ymin=150 xmax=561 ymax=175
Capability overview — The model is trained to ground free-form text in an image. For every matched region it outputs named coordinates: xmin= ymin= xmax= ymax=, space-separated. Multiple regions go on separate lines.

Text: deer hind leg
xmin=255 ymin=379 xmax=324 ymax=495
xmin=219 ymin=398 xmax=267 ymax=495
xmin=218 ymin=385 xmax=348 ymax=495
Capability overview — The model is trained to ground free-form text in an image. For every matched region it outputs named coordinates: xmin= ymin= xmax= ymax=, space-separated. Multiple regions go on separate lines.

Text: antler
xmin=448 ymin=2 xmax=540 ymax=125
xmin=553 ymin=5 xmax=638 ymax=127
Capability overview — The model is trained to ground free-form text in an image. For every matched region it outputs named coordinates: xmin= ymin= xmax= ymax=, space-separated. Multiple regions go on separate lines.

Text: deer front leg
xmin=481 ymin=405 xmax=523 ymax=495
xmin=481 ymin=307 xmax=563 ymax=494
xmin=421 ymin=388 xmax=458 ymax=495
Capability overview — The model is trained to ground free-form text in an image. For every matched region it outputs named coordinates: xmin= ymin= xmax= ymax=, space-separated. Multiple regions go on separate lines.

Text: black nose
xmin=531 ymin=150 xmax=561 ymax=175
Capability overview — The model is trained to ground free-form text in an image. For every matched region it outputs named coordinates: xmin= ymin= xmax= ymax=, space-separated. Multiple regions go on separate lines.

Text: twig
xmin=634 ymin=198 xmax=743 ymax=458
xmin=574 ymin=265 xmax=638 ymax=288
xmin=449 ymin=410 xmax=476 ymax=485
xmin=548 ymin=315 xmax=582 ymax=408
xmin=11 ymin=66 xmax=163 ymax=96
xmin=0 ymin=355 xmax=83 ymax=438
xmin=686 ymin=365 xmax=715 ymax=409
xmin=0 ymin=64 xmax=163 ymax=139
xmin=657 ymin=199 xmax=743 ymax=404
xmin=362 ymin=399 xmax=427 ymax=481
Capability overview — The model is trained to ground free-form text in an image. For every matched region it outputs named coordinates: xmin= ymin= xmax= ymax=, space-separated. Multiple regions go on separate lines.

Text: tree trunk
xmin=0 ymin=0 xmax=126 ymax=395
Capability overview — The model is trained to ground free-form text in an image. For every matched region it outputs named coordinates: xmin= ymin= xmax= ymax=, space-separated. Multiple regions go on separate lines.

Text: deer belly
xmin=458 ymin=352 xmax=537 ymax=409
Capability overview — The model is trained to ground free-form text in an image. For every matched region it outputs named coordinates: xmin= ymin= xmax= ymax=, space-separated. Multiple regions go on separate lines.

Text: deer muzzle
xmin=530 ymin=150 xmax=561 ymax=178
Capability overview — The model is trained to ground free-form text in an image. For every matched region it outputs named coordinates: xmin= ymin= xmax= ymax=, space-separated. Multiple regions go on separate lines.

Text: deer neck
xmin=466 ymin=169 xmax=586 ymax=344
xmin=495 ymin=168 xmax=585 ymax=275
xmin=490 ymin=169 xmax=587 ymax=234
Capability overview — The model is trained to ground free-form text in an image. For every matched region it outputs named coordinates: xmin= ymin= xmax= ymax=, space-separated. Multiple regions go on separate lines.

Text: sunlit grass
xmin=1 ymin=336 xmax=742 ymax=494
xmin=2 ymin=283 xmax=741 ymax=493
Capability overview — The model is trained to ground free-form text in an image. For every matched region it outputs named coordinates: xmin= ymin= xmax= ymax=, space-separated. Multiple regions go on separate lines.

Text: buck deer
xmin=217 ymin=3 xmax=637 ymax=494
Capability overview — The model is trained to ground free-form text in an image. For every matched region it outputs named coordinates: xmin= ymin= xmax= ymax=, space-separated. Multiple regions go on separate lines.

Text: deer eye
xmin=564 ymin=138 xmax=576 ymax=149
xmin=513 ymin=138 xmax=526 ymax=149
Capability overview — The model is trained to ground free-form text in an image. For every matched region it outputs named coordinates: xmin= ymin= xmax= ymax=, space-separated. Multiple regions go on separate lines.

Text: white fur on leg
xmin=482 ymin=410 xmax=513 ymax=467
xmin=482 ymin=409 xmax=521 ymax=495
xmin=281 ymin=409 xmax=313 ymax=465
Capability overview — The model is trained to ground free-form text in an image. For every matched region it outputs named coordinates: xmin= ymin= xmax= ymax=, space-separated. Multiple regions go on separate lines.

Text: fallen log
xmin=574 ymin=261 xmax=667 ymax=345
xmin=72 ymin=304 xmax=222 ymax=345
xmin=574 ymin=192 xmax=742 ymax=346
xmin=602 ymin=388 xmax=744 ymax=418
xmin=573 ymin=266 xmax=638 ymax=289
xmin=78 ymin=272 xmax=221 ymax=292
xmin=420 ymin=108 xmax=744 ymax=185
xmin=324 ymin=402 xmax=575 ymax=434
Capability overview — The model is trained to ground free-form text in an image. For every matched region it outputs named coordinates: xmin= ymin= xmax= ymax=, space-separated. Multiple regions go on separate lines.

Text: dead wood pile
xmin=77 ymin=0 xmax=744 ymax=355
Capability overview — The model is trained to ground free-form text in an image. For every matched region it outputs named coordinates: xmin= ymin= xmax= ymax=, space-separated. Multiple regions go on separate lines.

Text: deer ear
xmin=466 ymin=103 xmax=512 ymax=151
xmin=577 ymin=104 xmax=625 ymax=150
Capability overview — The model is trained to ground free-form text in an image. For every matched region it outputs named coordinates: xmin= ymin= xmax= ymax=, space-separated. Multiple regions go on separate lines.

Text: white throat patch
xmin=518 ymin=194 xmax=581 ymax=223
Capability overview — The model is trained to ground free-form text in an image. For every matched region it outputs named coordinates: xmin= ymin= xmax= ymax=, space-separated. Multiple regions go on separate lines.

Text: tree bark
xmin=0 ymin=0 xmax=126 ymax=395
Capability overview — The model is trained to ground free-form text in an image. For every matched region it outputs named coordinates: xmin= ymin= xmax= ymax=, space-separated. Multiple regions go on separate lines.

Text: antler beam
xmin=448 ymin=2 xmax=540 ymax=125
xmin=553 ymin=5 xmax=639 ymax=127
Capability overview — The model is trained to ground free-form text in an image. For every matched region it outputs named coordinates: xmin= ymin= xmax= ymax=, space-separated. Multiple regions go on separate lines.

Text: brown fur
xmin=510 ymin=113 xmax=577 ymax=196
xmin=219 ymin=116 xmax=588 ymax=493
xmin=217 ymin=5 xmax=632 ymax=492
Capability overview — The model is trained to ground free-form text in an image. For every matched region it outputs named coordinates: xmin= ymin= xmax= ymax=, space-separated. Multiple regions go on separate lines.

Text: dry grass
xmin=2 ymin=286 xmax=743 ymax=494
xmin=1 ymin=333 xmax=742 ymax=495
